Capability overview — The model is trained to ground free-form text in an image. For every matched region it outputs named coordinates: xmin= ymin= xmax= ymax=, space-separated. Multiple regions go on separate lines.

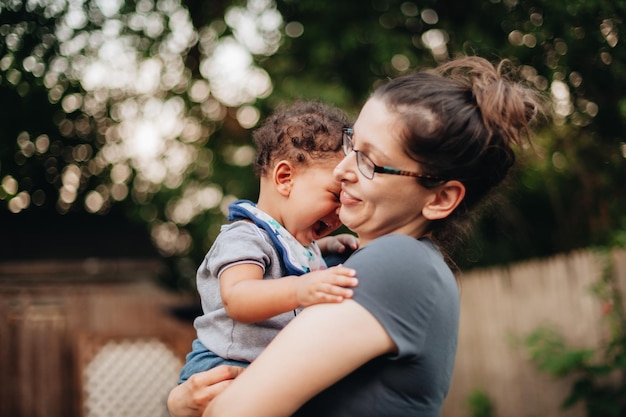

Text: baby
xmin=178 ymin=101 xmax=359 ymax=382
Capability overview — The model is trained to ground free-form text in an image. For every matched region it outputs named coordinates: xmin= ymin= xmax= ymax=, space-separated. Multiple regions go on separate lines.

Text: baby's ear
xmin=421 ymin=180 xmax=466 ymax=220
xmin=273 ymin=160 xmax=295 ymax=197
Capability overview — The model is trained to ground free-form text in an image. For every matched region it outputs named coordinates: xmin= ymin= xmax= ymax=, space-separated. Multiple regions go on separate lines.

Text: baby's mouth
xmin=314 ymin=220 xmax=332 ymax=237
xmin=314 ymin=214 xmax=341 ymax=238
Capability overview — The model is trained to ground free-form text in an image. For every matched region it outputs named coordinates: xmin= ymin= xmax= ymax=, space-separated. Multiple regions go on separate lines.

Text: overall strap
xmin=227 ymin=200 xmax=326 ymax=276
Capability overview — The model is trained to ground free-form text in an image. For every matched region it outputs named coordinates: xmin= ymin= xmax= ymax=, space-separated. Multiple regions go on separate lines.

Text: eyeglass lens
xmin=342 ymin=131 xmax=374 ymax=179
xmin=342 ymin=132 xmax=352 ymax=156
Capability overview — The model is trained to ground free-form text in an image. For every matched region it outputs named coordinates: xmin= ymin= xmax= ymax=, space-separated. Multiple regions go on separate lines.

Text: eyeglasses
xmin=341 ymin=128 xmax=446 ymax=182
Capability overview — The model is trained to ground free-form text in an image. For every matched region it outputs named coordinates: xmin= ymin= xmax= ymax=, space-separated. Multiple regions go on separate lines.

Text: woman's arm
xmin=203 ymin=299 xmax=396 ymax=417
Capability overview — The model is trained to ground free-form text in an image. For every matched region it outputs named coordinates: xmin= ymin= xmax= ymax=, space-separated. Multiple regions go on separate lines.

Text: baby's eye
xmin=331 ymin=192 xmax=340 ymax=202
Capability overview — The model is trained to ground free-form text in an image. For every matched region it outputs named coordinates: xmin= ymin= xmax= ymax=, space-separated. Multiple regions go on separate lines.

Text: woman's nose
xmin=334 ymin=153 xmax=355 ymax=181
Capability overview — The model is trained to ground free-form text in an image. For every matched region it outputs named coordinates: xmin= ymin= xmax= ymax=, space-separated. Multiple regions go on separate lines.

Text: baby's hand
xmin=295 ymin=266 xmax=358 ymax=307
xmin=318 ymin=233 xmax=359 ymax=255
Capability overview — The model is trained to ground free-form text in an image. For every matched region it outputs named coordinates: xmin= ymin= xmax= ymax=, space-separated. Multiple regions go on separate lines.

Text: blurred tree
xmin=0 ymin=0 xmax=262 ymax=289
xmin=1 ymin=0 xmax=625 ymax=289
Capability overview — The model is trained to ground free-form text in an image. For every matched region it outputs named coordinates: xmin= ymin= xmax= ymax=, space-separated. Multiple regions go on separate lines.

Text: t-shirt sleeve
xmin=344 ymin=234 xmax=455 ymax=359
xmin=205 ymin=221 xmax=275 ymax=279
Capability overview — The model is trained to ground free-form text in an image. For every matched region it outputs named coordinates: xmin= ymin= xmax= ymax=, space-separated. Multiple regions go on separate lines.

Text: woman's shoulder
xmin=371 ymin=233 xmax=431 ymax=245
xmin=359 ymin=234 xmax=441 ymax=261
xmin=346 ymin=234 xmax=453 ymax=287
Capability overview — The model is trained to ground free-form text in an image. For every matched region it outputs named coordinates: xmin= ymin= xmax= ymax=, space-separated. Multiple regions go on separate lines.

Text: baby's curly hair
xmin=253 ymin=101 xmax=350 ymax=177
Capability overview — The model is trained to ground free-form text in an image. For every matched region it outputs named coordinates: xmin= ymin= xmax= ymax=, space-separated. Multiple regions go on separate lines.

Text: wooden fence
xmin=442 ymin=248 xmax=626 ymax=417
xmin=0 ymin=259 xmax=196 ymax=417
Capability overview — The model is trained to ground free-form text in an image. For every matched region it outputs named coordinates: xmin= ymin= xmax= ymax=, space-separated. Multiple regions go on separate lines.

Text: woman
xmin=168 ymin=56 xmax=543 ymax=417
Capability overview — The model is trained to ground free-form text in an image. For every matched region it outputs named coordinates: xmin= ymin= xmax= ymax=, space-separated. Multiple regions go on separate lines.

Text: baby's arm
xmin=317 ymin=233 xmax=359 ymax=255
xmin=220 ymin=263 xmax=358 ymax=323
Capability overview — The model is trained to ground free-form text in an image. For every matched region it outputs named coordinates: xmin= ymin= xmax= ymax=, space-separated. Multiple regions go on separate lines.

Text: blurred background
xmin=0 ymin=0 xmax=625 ymax=416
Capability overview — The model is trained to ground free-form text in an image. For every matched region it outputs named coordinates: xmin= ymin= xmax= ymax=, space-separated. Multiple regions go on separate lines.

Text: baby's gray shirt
xmin=193 ymin=221 xmax=298 ymax=362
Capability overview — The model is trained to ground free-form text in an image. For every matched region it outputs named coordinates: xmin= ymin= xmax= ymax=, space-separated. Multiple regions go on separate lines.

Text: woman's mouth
xmin=340 ymin=190 xmax=359 ymax=205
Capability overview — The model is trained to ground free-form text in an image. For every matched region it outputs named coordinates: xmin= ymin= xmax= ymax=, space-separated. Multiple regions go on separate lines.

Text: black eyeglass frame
xmin=341 ymin=128 xmax=447 ymax=182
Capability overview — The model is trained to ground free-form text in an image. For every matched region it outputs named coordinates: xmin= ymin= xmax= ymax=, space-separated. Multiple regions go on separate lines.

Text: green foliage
xmin=466 ymin=388 xmax=498 ymax=417
xmin=524 ymin=252 xmax=626 ymax=416
xmin=1 ymin=0 xmax=626 ymax=289
xmin=525 ymin=326 xmax=595 ymax=377
xmin=610 ymin=218 xmax=626 ymax=248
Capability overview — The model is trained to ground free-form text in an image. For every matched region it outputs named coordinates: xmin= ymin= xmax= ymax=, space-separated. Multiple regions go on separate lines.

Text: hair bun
xmin=525 ymin=101 xmax=538 ymax=123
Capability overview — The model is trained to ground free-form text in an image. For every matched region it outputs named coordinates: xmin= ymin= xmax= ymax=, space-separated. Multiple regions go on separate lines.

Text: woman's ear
xmin=422 ymin=180 xmax=466 ymax=220
xmin=273 ymin=160 xmax=295 ymax=197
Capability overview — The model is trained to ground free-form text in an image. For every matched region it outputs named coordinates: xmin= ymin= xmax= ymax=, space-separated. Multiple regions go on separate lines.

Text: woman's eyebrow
xmin=357 ymin=136 xmax=394 ymax=162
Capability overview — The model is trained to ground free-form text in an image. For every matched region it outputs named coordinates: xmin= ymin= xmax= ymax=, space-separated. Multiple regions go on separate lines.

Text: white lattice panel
xmin=82 ymin=338 xmax=182 ymax=417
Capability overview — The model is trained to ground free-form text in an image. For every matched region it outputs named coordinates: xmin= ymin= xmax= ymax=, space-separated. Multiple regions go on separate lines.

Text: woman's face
xmin=334 ymin=97 xmax=434 ymax=245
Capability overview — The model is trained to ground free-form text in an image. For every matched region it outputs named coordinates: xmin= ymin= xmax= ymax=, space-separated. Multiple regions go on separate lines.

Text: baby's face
xmin=281 ymin=156 xmax=344 ymax=246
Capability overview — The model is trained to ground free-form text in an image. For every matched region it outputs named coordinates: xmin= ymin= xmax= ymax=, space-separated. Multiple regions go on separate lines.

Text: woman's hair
xmin=372 ymin=56 xmax=545 ymax=256
xmin=253 ymin=100 xmax=350 ymax=177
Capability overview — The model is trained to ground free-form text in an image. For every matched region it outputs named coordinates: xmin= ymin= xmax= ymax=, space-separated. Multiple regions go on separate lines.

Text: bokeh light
xmin=0 ymin=0 xmax=285 ymax=256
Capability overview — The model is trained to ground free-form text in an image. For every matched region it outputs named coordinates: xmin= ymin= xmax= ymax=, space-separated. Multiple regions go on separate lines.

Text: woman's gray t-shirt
xmin=294 ymin=234 xmax=460 ymax=417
